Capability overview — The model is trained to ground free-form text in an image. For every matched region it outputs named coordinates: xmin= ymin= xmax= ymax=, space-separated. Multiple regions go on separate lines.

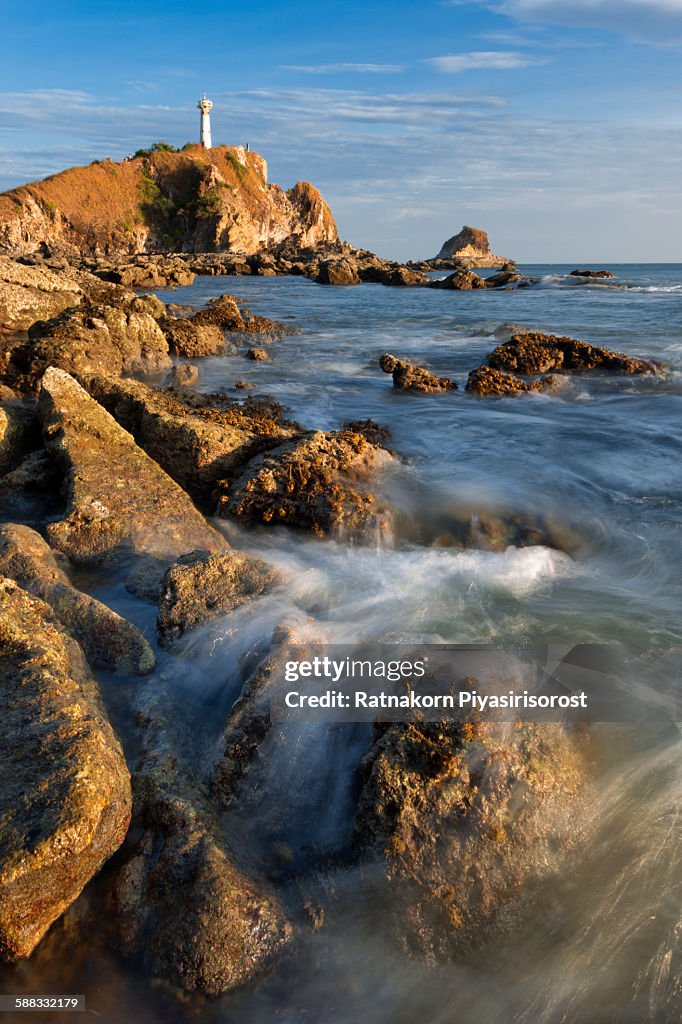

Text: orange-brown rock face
xmin=0 ymin=148 xmax=339 ymax=258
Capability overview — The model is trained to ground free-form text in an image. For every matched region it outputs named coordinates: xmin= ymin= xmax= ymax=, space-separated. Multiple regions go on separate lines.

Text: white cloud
xmin=463 ymin=0 xmax=682 ymax=40
xmin=425 ymin=50 xmax=540 ymax=72
xmin=279 ymin=63 xmax=405 ymax=74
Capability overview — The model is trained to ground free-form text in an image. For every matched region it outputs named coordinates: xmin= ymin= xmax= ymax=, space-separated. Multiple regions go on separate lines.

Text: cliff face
xmin=0 ymin=146 xmax=338 ymax=258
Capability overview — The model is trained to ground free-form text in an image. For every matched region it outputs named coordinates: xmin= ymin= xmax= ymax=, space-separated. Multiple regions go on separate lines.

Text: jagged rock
xmin=488 ymin=331 xmax=659 ymax=376
xmin=0 ymin=255 xmax=82 ymax=331
xmin=0 ymin=400 xmax=39 ymax=475
xmin=168 ymin=363 xmax=199 ymax=388
xmin=112 ymin=726 xmax=290 ymax=993
xmin=0 ymin=449 xmax=59 ymax=493
xmin=190 ymin=294 xmax=246 ymax=332
xmin=4 ymin=304 xmax=171 ymax=392
xmin=0 ymin=524 xmax=154 ymax=674
xmin=158 ymin=316 xmax=227 ymax=358
xmin=434 ymin=226 xmax=511 ymax=268
xmin=0 ymin=578 xmax=132 ymax=960
xmin=316 ymin=259 xmax=361 ymax=286
xmin=82 ymin=374 xmax=294 ymax=505
xmin=430 ymin=269 xmax=488 ymax=291
xmin=247 ymin=347 xmax=270 ymax=361
xmin=157 ymin=548 xmax=279 ymax=644
xmin=218 ymin=429 xmax=394 ymax=538
xmin=355 ymin=719 xmax=587 ymax=960
xmin=345 ymin=418 xmax=391 ymax=446
xmin=384 ymin=266 xmax=427 ymax=287
xmin=103 ymin=261 xmax=194 ymax=289
xmin=380 ymin=353 xmax=456 ymax=394
xmin=570 ymin=268 xmax=614 ymax=279
xmin=129 ymin=293 xmax=166 ymax=318
xmin=465 ymin=366 xmax=556 ymax=397
xmin=38 ymin=368 xmax=225 ymax=565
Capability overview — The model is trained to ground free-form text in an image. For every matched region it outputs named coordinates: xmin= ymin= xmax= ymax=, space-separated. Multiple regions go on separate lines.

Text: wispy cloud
xmin=279 ymin=62 xmax=405 ymax=74
xmin=425 ymin=50 xmax=541 ymax=72
xmin=456 ymin=0 xmax=682 ymax=42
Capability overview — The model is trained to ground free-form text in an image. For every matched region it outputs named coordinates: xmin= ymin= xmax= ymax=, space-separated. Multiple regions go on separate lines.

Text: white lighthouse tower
xmin=197 ymin=95 xmax=213 ymax=149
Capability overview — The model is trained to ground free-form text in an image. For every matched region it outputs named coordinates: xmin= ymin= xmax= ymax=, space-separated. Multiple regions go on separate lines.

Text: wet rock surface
xmin=355 ymin=719 xmax=587 ymax=960
xmin=158 ymin=316 xmax=227 ymax=359
xmin=112 ymin=717 xmax=291 ymax=994
xmin=0 ymin=524 xmax=154 ymax=674
xmin=218 ymin=428 xmax=394 ymax=538
xmin=38 ymin=368 xmax=225 ymax=565
xmin=430 ymin=269 xmax=488 ymax=291
xmin=466 ymin=365 xmax=551 ymax=397
xmin=380 ymin=353 xmax=456 ymax=393
xmin=570 ymin=268 xmax=614 ymax=279
xmin=156 ymin=548 xmax=279 ymax=644
xmin=0 ymin=578 xmax=131 ymax=961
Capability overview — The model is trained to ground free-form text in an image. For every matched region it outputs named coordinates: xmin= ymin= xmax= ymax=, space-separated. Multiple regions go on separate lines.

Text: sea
xmin=1 ymin=264 xmax=680 ymax=1023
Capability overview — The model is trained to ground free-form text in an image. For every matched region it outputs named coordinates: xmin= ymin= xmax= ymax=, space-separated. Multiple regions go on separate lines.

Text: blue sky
xmin=1 ymin=0 xmax=681 ymax=261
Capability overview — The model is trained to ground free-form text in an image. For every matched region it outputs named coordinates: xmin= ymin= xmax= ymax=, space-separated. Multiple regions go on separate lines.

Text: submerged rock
xmin=157 ymin=548 xmax=279 ymax=644
xmin=167 ymin=363 xmax=199 ymax=388
xmin=83 ymin=374 xmax=294 ymax=505
xmin=488 ymin=331 xmax=659 ymax=376
xmin=218 ymin=429 xmax=393 ymax=538
xmin=0 ymin=578 xmax=131 ymax=960
xmin=0 ymin=523 xmax=154 ymax=674
xmin=380 ymin=353 xmax=456 ymax=394
xmin=38 ymin=368 xmax=225 ymax=565
xmin=355 ymin=719 xmax=587 ymax=960
xmin=247 ymin=347 xmax=270 ymax=361
xmin=570 ymin=268 xmax=614 ymax=279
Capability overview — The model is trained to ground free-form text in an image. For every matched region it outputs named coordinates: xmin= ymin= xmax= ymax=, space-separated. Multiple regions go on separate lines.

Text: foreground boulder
xmin=355 ymin=720 xmax=587 ymax=960
xmin=488 ymin=331 xmax=659 ymax=376
xmin=158 ymin=316 xmax=227 ymax=358
xmin=38 ymin=368 xmax=225 ymax=565
xmin=4 ymin=304 xmax=171 ymax=391
xmin=380 ymin=353 xmax=456 ymax=393
xmin=112 ymin=725 xmax=290 ymax=993
xmin=0 ymin=578 xmax=132 ymax=960
xmin=0 ymin=256 xmax=82 ymax=332
xmin=0 ymin=524 xmax=154 ymax=674
xmin=83 ymin=374 xmax=294 ymax=505
xmin=157 ymin=548 xmax=279 ymax=644
xmin=466 ymin=365 xmax=561 ymax=397
xmin=218 ymin=429 xmax=394 ymax=538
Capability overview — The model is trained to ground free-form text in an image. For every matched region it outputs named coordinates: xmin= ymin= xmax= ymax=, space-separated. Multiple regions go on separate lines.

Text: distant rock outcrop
xmin=0 ymin=147 xmax=338 ymax=259
xmin=433 ymin=225 xmax=511 ymax=268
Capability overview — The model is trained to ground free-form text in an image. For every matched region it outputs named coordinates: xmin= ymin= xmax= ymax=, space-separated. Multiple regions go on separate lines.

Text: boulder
xmin=158 ymin=317 xmax=227 ymax=359
xmin=355 ymin=719 xmax=587 ymax=959
xmin=0 ymin=256 xmax=82 ymax=332
xmin=316 ymin=259 xmax=361 ymax=286
xmin=156 ymin=548 xmax=279 ymax=644
xmin=167 ymin=363 xmax=199 ymax=388
xmin=4 ymin=304 xmax=171 ymax=391
xmin=380 ymin=353 xmax=456 ymax=394
xmin=430 ymin=269 xmax=488 ymax=291
xmin=82 ymin=374 xmax=293 ymax=505
xmin=0 ymin=524 xmax=154 ymax=675
xmin=0 ymin=578 xmax=132 ymax=960
xmin=112 ymin=734 xmax=290 ymax=993
xmin=38 ymin=368 xmax=225 ymax=565
xmin=0 ymin=400 xmax=40 ymax=475
xmin=128 ymin=293 xmax=166 ymax=319
xmin=384 ymin=266 xmax=427 ymax=287
xmin=488 ymin=331 xmax=659 ymax=376
xmin=569 ymin=268 xmax=615 ymax=279
xmin=191 ymin=293 xmax=246 ymax=332
xmin=485 ymin=270 xmax=526 ymax=288
xmin=434 ymin=226 xmax=511 ymax=268
xmin=218 ymin=429 xmax=394 ymax=538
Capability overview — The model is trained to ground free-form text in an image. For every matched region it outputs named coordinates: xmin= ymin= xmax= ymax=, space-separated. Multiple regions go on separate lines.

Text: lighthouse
xmin=197 ymin=95 xmax=213 ymax=149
